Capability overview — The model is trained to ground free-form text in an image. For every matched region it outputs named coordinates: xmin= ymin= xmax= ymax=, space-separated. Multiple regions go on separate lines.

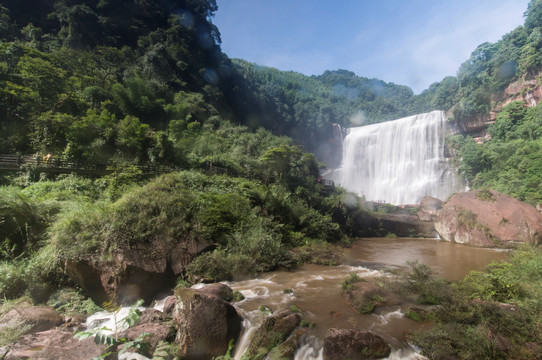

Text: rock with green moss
xmin=197 ymin=283 xmax=234 ymax=302
xmin=174 ymin=287 xmax=242 ymax=359
xmin=323 ymin=328 xmax=391 ymax=360
xmin=340 ymin=278 xmax=398 ymax=314
xmin=267 ymin=328 xmax=308 ymax=360
xmin=244 ymin=310 xmax=301 ymax=359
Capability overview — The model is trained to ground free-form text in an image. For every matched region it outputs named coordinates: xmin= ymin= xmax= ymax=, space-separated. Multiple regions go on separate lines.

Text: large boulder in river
xmin=174 ymin=287 xmax=242 ymax=360
xmin=244 ymin=310 xmax=302 ymax=359
xmin=196 ymin=282 xmax=234 ymax=302
xmin=435 ymin=190 xmax=542 ymax=247
xmin=323 ymin=328 xmax=391 ymax=360
xmin=66 ymin=236 xmax=213 ymax=305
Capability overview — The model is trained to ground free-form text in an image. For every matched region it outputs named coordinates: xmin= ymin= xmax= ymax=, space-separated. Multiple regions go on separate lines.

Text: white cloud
xmin=358 ymin=0 xmax=529 ymax=92
xmin=216 ymin=0 xmax=530 ymax=93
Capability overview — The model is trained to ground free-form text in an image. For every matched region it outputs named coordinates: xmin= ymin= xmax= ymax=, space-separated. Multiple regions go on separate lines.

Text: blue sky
xmin=213 ymin=0 xmax=530 ymax=93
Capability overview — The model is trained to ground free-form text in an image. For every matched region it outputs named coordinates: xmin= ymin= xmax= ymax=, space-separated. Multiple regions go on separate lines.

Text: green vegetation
xmin=0 ymin=297 xmax=33 ymax=346
xmin=451 ymin=100 xmax=542 ymax=204
xmin=1 ymin=0 xmax=542 ymax=356
xmin=340 ymin=273 xmax=363 ymax=292
xmin=75 ymin=299 xmax=151 ymax=359
xmin=397 ymin=247 xmax=542 ymax=359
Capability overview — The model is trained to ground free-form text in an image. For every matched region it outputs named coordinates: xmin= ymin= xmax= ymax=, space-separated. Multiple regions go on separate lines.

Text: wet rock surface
xmin=196 ymin=283 xmax=234 ymax=302
xmin=245 ymin=310 xmax=302 ymax=359
xmin=3 ymin=329 xmax=105 ymax=360
xmin=435 ymin=190 xmax=542 ymax=247
xmin=120 ymin=309 xmax=175 ymax=350
xmin=340 ymin=279 xmax=399 ymax=314
xmin=0 ymin=303 xmax=62 ymax=335
xmin=323 ymin=328 xmax=391 ymax=360
xmin=174 ymin=286 xmax=242 ymax=359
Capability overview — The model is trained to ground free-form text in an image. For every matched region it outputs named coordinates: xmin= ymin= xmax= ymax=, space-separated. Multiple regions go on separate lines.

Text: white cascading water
xmin=333 ymin=110 xmax=459 ymax=205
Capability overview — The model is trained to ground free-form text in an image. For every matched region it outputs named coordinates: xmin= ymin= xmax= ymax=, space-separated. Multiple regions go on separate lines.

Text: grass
xmin=0 ymin=297 xmax=34 ymax=346
xmin=340 ymin=273 xmax=363 ymax=292
xmin=405 ymin=246 xmax=542 ymax=359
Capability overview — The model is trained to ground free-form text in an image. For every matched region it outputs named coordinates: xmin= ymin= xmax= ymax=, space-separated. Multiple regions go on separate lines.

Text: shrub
xmin=410 ymin=247 xmax=542 ymax=359
xmin=340 ymin=273 xmax=362 ymax=292
xmin=47 ymin=288 xmax=101 ymax=316
xmin=0 ymin=187 xmax=50 ymax=259
xmin=184 ymin=250 xmax=255 ymax=282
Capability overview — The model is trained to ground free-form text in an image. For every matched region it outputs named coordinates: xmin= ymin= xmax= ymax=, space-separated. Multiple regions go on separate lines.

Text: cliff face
xmin=451 ymin=73 xmax=542 ymax=138
xmin=435 ymin=190 xmax=542 ymax=247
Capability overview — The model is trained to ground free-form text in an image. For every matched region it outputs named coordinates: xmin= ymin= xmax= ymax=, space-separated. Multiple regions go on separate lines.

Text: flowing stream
xmin=332 ymin=111 xmax=461 ymax=205
xmin=228 ymin=238 xmax=509 ymax=360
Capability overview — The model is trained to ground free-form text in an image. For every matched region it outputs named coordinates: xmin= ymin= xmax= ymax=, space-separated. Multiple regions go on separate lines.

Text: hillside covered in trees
xmin=2 ymin=0 xmax=542 ymax=358
xmin=0 ymin=0 xmax=379 ymax=305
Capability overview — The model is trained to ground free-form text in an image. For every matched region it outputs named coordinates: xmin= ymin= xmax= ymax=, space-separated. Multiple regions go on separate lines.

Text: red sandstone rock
xmin=420 ymin=196 xmax=443 ymax=216
xmin=120 ymin=309 xmax=175 ymax=350
xmin=323 ymin=328 xmax=391 ymax=360
xmin=4 ymin=329 xmax=105 ymax=360
xmin=0 ymin=303 xmax=62 ymax=335
xmin=174 ymin=287 xmax=242 ymax=359
xmin=196 ymin=283 xmax=234 ymax=302
xmin=435 ymin=190 xmax=542 ymax=247
xmin=66 ymin=236 xmax=213 ymax=305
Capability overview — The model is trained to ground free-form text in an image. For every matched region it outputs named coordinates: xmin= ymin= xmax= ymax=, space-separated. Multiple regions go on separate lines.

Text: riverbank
xmin=1 ymin=238 xmax=539 ymax=359
xmin=225 ymin=237 xmax=509 ymax=358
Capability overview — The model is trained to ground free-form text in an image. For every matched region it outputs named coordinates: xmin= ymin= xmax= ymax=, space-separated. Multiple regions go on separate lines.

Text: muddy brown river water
xmin=226 ymin=237 xmax=510 ymax=359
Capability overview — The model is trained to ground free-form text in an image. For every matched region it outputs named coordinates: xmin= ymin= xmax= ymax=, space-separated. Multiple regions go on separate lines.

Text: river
xmin=227 ymin=237 xmax=509 ymax=359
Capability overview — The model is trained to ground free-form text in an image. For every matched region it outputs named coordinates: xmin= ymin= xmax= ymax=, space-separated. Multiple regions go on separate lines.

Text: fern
xmin=74 ymin=299 xmax=148 ymax=358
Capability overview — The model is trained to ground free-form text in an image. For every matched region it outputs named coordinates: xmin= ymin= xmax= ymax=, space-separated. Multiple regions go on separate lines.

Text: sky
xmin=213 ymin=0 xmax=530 ymax=94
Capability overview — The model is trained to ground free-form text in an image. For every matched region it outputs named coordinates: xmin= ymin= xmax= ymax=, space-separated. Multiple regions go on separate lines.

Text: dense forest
xmin=0 ymin=0 xmax=377 ymax=303
xmin=1 ymin=0 xmax=542 ymax=359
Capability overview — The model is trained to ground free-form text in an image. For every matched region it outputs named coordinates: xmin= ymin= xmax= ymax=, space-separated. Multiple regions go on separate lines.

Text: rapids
xmin=332 ymin=111 xmax=461 ymax=205
xmin=227 ymin=237 xmax=509 ymax=359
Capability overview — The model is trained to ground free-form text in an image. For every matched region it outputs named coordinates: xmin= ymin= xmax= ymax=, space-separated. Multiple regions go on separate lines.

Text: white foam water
xmin=85 ymin=305 xmax=146 ymax=335
xmin=233 ymin=309 xmax=263 ymax=360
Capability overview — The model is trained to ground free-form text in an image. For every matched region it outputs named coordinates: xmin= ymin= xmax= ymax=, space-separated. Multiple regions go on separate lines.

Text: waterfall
xmin=333 ymin=111 xmax=459 ymax=205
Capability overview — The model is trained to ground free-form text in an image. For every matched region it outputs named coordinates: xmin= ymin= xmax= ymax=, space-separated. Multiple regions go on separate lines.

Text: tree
xmin=524 ymin=0 xmax=542 ymax=31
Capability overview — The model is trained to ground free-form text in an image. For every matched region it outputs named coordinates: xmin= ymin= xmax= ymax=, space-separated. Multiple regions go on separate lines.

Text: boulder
xmin=196 ymin=283 xmax=234 ymax=302
xmin=435 ymin=190 xmax=542 ymax=247
xmin=244 ymin=310 xmax=302 ymax=359
xmin=418 ymin=196 xmax=443 ymax=221
xmin=4 ymin=329 xmax=105 ymax=360
xmin=174 ymin=287 xmax=242 ymax=359
xmin=323 ymin=328 xmax=391 ymax=360
xmin=120 ymin=309 xmax=175 ymax=350
xmin=66 ymin=236 xmax=213 ymax=305
xmin=267 ymin=328 xmax=308 ymax=360
xmin=0 ymin=303 xmax=62 ymax=335
xmin=160 ymin=295 xmax=177 ymax=316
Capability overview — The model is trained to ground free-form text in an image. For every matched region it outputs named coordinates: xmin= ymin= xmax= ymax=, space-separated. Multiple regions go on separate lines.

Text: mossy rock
xmin=245 ymin=310 xmax=301 ymax=359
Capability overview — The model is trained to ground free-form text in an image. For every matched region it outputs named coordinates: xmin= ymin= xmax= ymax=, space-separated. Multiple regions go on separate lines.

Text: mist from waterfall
xmin=332 ymin=111 xmax=460 ymax=205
